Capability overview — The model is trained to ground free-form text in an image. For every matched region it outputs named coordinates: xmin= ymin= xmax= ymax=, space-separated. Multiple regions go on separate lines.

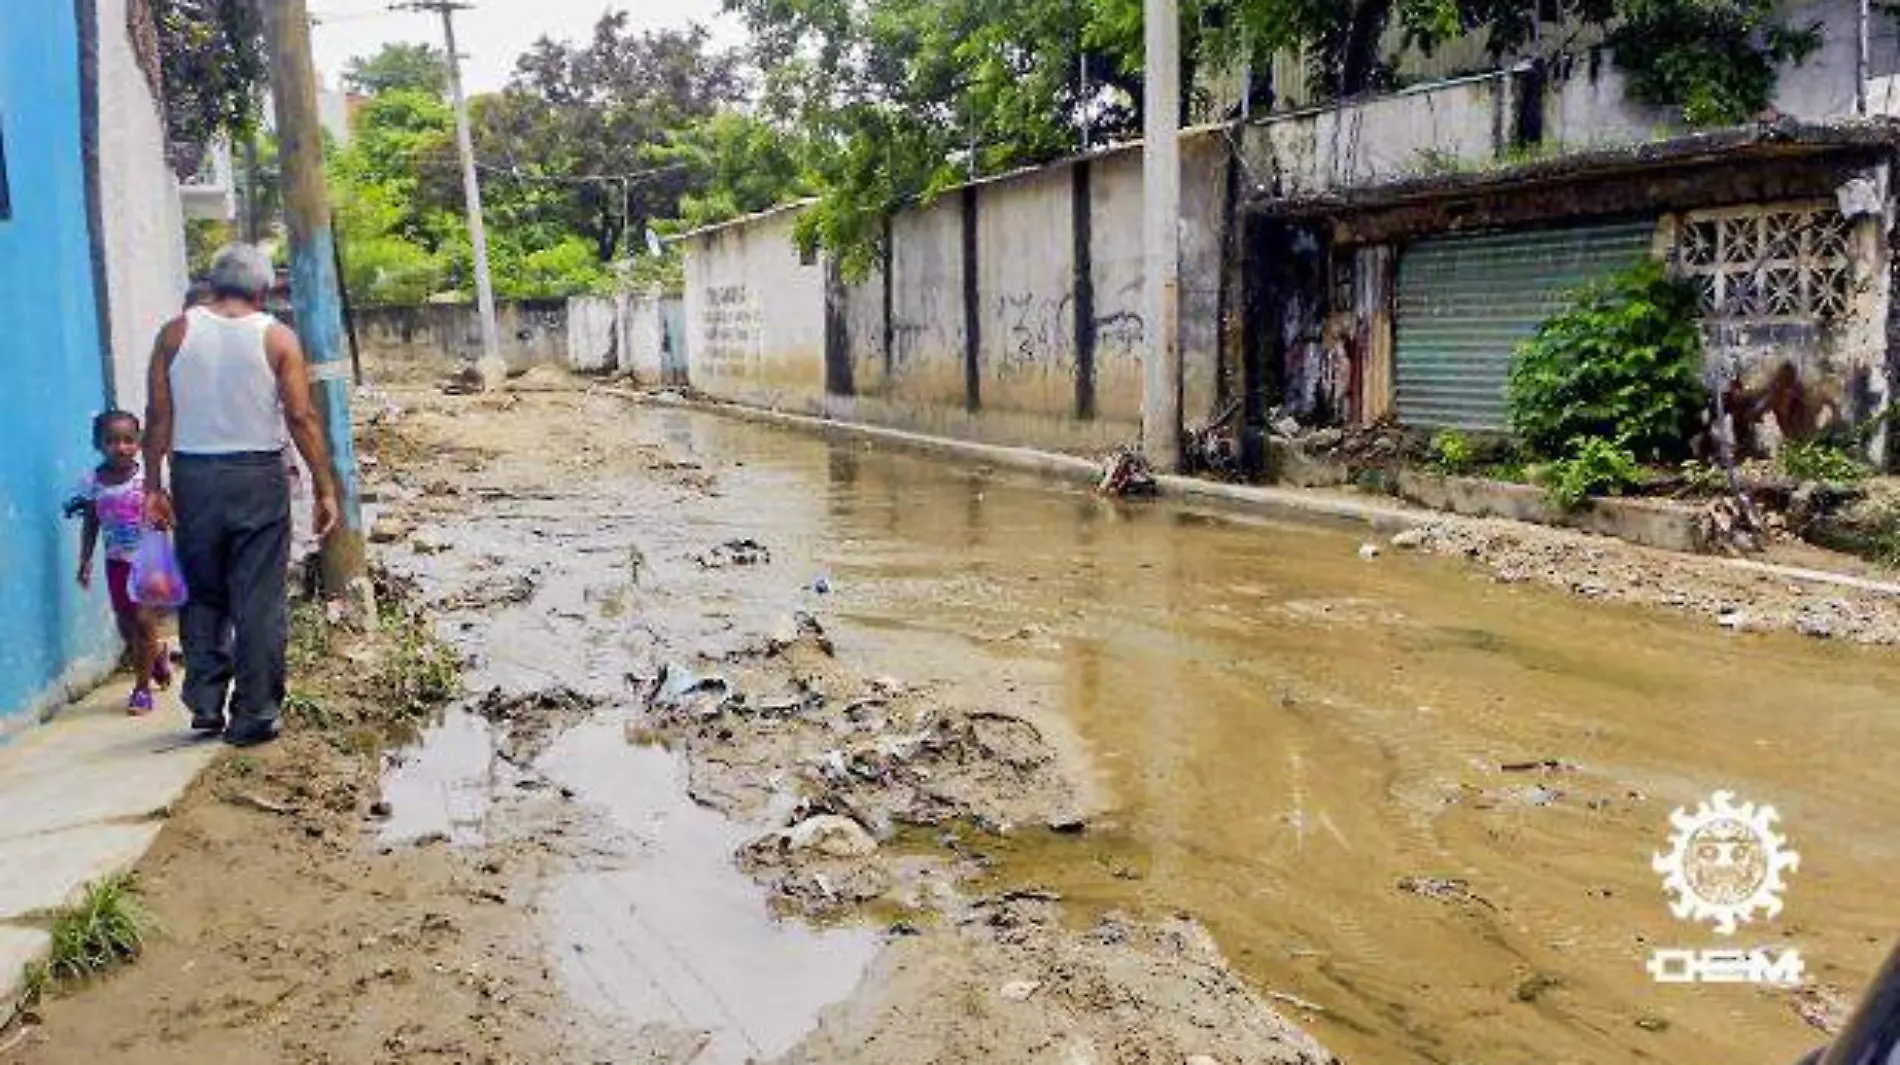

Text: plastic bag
xmin=128 ymin=531 xmax=189 ymax=610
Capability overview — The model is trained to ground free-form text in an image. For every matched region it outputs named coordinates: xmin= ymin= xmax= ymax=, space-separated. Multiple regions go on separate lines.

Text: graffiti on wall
xmin=700 ymin=284 xmax=762 ymax=376
xmin=994 ymin=291 xmax=1076 ymax=369
xmin=1094 ymin=311 xmax=1145 ymax=363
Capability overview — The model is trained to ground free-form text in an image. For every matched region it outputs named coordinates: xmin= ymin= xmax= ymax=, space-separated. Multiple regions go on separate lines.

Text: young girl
xmin=74 ymin=410 xmax=172 ymax=714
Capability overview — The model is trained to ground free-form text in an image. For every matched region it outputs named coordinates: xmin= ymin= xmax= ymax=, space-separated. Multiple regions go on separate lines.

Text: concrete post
xmin=262 ymin=0 xmax=373 ymax=616
xmin=409 ymin=1 xmax=505 ymax=389
xmin=1142 ymin=0 xmax=1183 ymax=470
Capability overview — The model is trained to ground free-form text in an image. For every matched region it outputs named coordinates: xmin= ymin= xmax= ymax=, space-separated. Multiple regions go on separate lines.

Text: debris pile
xmin=1098 ymin=449 xmax=1158 ymax=498
xmin=694 ymin=537 xmax=771 ymax=569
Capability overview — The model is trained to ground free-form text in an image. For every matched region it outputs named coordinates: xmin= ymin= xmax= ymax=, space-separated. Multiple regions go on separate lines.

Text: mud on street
xmin=12 ymin=379 xmax=1900 ymax=1065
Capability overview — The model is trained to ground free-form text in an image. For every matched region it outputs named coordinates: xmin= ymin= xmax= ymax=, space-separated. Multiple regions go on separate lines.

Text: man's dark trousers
xmin=173 ymin=452 xmax=289 ymax=729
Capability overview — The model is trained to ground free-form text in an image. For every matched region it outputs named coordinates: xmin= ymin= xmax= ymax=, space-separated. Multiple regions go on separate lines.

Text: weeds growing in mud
xmin=17 ymin=874 xmax=153 ymax=1004
xmin=277 ymin=569 xmax=459 ymax=744
xmin=374 ymin=611 xmax=460 ymax=721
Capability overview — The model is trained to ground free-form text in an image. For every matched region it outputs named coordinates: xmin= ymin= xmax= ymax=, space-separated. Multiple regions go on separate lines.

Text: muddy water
xmin=638 ymin=412 xmax=1900 ymax=1065
xmin=393 ymin=399 xmax=1900 ymax=1065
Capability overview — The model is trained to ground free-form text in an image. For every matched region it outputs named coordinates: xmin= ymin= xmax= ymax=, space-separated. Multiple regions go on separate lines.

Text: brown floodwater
xmin=391 ymin=395 xmax=1900 ymax=1065
xmin=638 ymin=410 xmax=1898 ymax=1065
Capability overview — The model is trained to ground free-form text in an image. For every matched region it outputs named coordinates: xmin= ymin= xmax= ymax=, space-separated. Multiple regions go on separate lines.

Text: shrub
xmin=1507 ymin=261 xmax=1707 ymax=465
xmin=1779 ymin=440 xmax=1871 ymax=485
xmin=1541 ymin=437 xmax=1645 ymax=511
xmin=1428 ymin=429 xmax=1477 ymax=475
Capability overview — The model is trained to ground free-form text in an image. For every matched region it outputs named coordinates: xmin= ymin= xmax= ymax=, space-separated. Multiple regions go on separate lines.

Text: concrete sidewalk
xmin=0 ymin=682 xmax=219 ymax=1007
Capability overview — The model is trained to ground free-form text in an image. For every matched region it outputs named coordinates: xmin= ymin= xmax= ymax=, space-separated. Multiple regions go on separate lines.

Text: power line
xmin=472 ymin=161 xmax=693 ymax=186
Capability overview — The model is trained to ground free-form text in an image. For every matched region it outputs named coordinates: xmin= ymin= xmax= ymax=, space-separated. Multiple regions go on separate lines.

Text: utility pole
xmin=242 ymin=136 xmax=262 ymax=243
xmin=1856 ymin=0 xmax=1872 ymax=117
xmin=262 ymin=0 xmax=373 ymax=614
xmin=398 ymin=0 xmax=504 ymax=388
xmin=1142 ymin=0 xmax=1183 ymax=470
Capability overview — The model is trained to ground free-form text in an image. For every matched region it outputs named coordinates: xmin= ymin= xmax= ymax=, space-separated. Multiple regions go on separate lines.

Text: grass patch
xmin=18 ymin=874 xmax=153 ymax=1005
xmin=288 ymin=598 xmax=333 ymax=676
xmin=373 ymin=610 xmax=461 ymax=723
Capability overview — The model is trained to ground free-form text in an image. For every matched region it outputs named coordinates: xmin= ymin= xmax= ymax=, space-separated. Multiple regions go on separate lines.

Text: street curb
xmin=632 ymin=393 xmax=1427 ymax=530
xmin=612 ymin=390 xmax=1900 ymax=600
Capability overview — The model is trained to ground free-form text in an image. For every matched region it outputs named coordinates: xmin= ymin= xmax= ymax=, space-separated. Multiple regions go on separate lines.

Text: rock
xmin=412 ymin=530 xmax=452 ymax=555
xmin=785 ymin=814 xmax=878 ymax=858
xmin=1358 ymin=543 xmax=1381 ymax=560
xmin=999 ymin=979 xmax=1042 ymax=1002
xmin=1797 ymin=614 xmax=1835 ymax=640
xmin=1390 ymin=528 xmax=1428 ymax=550
xmin=1718 ymin=609 xmax=1750 ymax=631
xmin=369 ymin=800 xmax=393 ymax=819
xmin=1271 ymin=416 xmax=1301 ymax=439
xmin=696 ymin=537 xmax=770 ymax=568
xmin=369 ymin=516 xmax=412 ymax=545
xmin=441 ymin=363 xmax=484 ymax=395
xmin=1308 ymin=428 xmax=1345 ymax=449
xmin=810 ymin=575 xmax=832 ymax=595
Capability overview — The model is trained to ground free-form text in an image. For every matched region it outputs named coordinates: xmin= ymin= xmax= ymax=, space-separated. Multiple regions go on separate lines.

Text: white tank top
xmin=170 ymin=307 xmax=284 ymax=455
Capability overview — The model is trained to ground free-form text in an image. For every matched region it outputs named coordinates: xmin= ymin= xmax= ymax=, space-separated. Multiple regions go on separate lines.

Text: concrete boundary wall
xmin=680 ymin=132 xmax=1236 ymax=455
xmin=356 ymin=301 xmax=568 ymax=377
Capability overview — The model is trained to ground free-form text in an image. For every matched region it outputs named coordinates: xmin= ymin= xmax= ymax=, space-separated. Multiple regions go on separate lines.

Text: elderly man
xmin=144 ymin=244 xmax=340 ymax=747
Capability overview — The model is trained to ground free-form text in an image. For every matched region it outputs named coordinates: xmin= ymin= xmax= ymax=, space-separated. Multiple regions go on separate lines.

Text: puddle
xmin=377 ymin=707 xmax=507 ymax=847
xmin=536 ymin=719 xmax=879 ymax=1062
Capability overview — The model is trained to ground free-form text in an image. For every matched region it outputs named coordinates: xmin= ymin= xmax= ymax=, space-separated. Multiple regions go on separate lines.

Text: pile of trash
xmin=628 ymin=610 xmax=1080 ymax=915
xmin=1098 ymin=449 xmax=1158 ymax=498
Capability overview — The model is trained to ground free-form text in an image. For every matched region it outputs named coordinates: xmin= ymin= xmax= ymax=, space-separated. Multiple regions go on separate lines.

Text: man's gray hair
xmin=206 ymin=243 xmax=275 ymax=301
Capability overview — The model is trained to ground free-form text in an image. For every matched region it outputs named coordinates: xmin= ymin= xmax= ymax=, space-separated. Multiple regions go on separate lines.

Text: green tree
xmin=341 ymin=42 xmax=449 ymax=98
xmin=653 ymin=113 xmax=815 ymax=232
xmin=472 ymin=16 xmax=745 ymax=262
xmin=730 ymin=0 xmax=1824 ymax=274
xmin=152 ymin=0 xmax=267 ymax=153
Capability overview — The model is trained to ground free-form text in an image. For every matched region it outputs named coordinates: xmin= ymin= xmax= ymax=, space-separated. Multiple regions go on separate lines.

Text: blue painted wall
xmin=0 ymin=0 xmax=118 ymax=730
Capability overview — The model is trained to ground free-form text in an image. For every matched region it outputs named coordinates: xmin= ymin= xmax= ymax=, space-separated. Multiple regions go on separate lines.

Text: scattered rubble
xmin=1394 ymin=516 xmax=1900 ymax=645
xmin=780 ymin=898 xmax=1337 ymax=1065
xmin=695 ymin=537 xmax=771 ymax=568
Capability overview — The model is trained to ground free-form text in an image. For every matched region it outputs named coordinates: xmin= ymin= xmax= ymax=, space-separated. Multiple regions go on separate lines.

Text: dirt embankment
xmin=1387 ymin=517 xmax=1900 ymax=645
xmin=2 ymin=591 xmax=592 ymax=1065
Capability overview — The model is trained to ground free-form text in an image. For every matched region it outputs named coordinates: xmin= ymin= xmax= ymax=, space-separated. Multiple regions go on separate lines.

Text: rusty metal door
xmin=1394 ymin=220 xmax=1655 ymax=431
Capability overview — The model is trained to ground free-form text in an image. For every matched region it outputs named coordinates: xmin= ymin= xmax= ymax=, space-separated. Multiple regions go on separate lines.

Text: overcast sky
xmin=310 ymin=0 xmax=736 ymax=95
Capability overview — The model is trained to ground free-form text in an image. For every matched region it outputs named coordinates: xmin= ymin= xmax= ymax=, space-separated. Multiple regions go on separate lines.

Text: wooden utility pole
xmin=398 ymin=0 xmax=504 ymax=389
xmin=262 ymin=0 xmax=373 ymax=615
xmin=1142 ymin=0 xmax=1183 ymax=470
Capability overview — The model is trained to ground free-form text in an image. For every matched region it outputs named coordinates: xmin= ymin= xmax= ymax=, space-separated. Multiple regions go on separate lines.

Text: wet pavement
xmin=379 ymin=393 xmax=1900 ymax=1065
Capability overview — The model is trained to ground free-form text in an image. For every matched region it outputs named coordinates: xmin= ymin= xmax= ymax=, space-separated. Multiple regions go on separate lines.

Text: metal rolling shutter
xmin=1395 ymin=221 xmax=1655 ymax=431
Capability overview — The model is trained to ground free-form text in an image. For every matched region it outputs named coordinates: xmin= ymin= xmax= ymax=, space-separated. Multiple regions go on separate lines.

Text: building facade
xmin=0 ymin=0 xmax=191 ymax=735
